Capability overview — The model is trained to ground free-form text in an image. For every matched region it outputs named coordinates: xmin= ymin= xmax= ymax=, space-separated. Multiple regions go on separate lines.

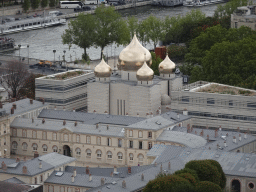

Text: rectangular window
xmin=129 ymin=130 xmax=133 ymax=137
xmin=43 ymin=132 xmax=47 ymax=140
xmin=138 ymin=131 xmax=143 ymax=138
xmin=229 ymin=100 xmax=233 ymax=106
xmin=97 ymin=137 xmax=101 ymax=145
xmin=118 ymin=139 xmax=122 ymax=147
xmin=148 ymin=142 xmax=152 ymax=150
xmin=86 ymin=136 xmax=91 ymax=144
xmin=33 ymin=131 xmax=37 ymax=139
xmin=12 ymin=128 xmax=17 ymax=137
xmin=181 ymin=96 xmax=189 ymax=103
xmin=107 ymin=138 xmax=111 ymax=146
xmin=139 ymin=141 xmax=143 ymax=149
xmin=22 ymin=130 xmax=27 ymax=137
xmin=40 ymin=175 xmax=43 ymax=182
xmin=76 ymin=135 xmax=80 ymax=143
xmin=207 ymin=98 xmax=215 ymax=105
xmin=129 ymin=140 xmax=133 ymax=148
xmin=148 ymin=132 xmax=152 ymax=138
xmin=34 ymin=177 xmax=37 ymax=184
xmin=64 ymin=134 xmax=68 ymax=142
xmin=53 ymin=133 xmax=57 ymax=140
xmin=235 ymin=22 xmax=238 ymax=28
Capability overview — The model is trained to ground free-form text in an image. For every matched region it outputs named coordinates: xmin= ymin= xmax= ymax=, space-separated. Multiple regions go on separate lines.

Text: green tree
xmin=174 ymin=168 xmax=199 ymax=182
xmin=22 ymin=0 xmax=30 ymax=12
xmin=62 ymin=13 xmax=97 ymax=61
xmin=31 ymin=0 xmax=40 ymax=10
xmin=137 ymin=21 xmax=147 ymax=46
xmin=150 ymin=52 xmax=163 ymax=75
xmin=41 ymin=0 xmax=48 ymax=8
xmin=195 ymin=181 xmax=222 ymax=192
xmin=49 ymin=0 xmax=55 ymax=7
xmin=127 ymin=16 xmax=138 ymax=41
xmin=94 ymin=5 xmax=130 ymax=58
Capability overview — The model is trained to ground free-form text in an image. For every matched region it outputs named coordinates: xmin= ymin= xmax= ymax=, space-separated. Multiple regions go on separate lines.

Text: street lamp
xmin=63 ymin=50 xmax=66 ymax=70
xmin=18 ymin=44 xmax=21 ymax=61
xmin=27 ymin=45 xmax=29 ymax=65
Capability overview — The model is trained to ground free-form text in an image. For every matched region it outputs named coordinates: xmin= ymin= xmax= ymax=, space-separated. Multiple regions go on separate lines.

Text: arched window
xmin=107 ymin=151 xmax=112 ymax=159
xmin=22 ymin=130 xmax=27 ymax=137
xmin=52 ymin=133 xmax=57 ymax=140
xmin=117 ymin=152 xmax=123 ymax=160
xmin=52 ymin=145 xmax=58 ymax=152
xmin=12 ymin=141 xmax=18 ymax=149
xmin=107 ymin=138 xmax=112 ymax=146
xmin=138 ymin=154 xmax=144 ymax=162
xmin=42 ymin=131 xmax=47 ymax=140
xmin=76 ymin=135 xmax=80 ymax=143
xmin=42 ymin=144 xmax=48 ymax=152
xmin=64 ymin=134 xmax=68 ymax=142
xmin=97 ymin=137 xmax=101 ymax=145
xmin=76 ymin=148 xmax=81 ymax=155
xmin=86 ymin=149 xmax=91 ymax=157
xmin=129 ymin=153 xmax=133 ymax=161
xmin=32 ymin=131 xmax=37 ymax=139
xmin=86 ymin=136 xmax=91 ymax=144
xmin=22 ymin=142 xmax=28 ymax=150
xmin=138 ymin=131 xmax=143 ymax=138
xmin=96 ymin=150 xmax=102 ymax=158
xmin=32 ymin=143 xmax=38 ymax=151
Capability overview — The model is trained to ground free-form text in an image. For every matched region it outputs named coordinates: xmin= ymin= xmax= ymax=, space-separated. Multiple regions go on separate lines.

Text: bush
xmin=174 ymin=168 xmax=199 ymax=182
xmin=167 ymin=45 xmax=187 ymax=62
xmin=150 ymin=52 xmax=162 ymax=76
xmin=176 ymin=173 xmax=197 ymax=186
xmin=185 ymin=160 xmax=221 ymax=186
xmin=195 ymin=181 xmax=222 ymax=192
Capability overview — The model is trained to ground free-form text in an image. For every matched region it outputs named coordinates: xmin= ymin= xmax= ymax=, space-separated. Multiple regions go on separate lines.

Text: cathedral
xmin=87 ymin=34 xmax=183 ymax=117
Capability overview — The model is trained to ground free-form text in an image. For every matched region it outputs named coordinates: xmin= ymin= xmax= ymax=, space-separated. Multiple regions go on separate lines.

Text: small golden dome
xmin=118 ymin=34 xmax=152 ymax=71
xmin=136 ymin=58 xmax=154 ymax=81
xmin=159 ymin=54 xmax=176 ymax=74
xmin=94 ymin=58 xmax=112 ymax=78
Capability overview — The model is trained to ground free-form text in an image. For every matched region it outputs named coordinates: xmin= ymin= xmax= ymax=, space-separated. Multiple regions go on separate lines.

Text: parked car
xmin=83 ymin=6 xmax=91 ymax=11
xmin=74 ymin=6 xmax=83 ymax=12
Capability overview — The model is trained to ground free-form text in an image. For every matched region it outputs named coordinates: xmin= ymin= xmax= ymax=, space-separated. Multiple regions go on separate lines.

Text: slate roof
xmin=3 ymin=98 xmax=47 ymax=117
xmin=156 ymin=130 xmax=207 ymax=148
xmin=38 ymin=109 xmax=145 ymax=126
xmin=161 ymin=111 xmax=191 ymax=122
xmin=10 ymin=118 xmax=125 ymax=137
xmin=0 ymin=181 xmax=32 ymax=192
xmin=0 ymin=153 xmax=76 ymax=176
xmin=3 ymin=177 xmax=26 ymax=184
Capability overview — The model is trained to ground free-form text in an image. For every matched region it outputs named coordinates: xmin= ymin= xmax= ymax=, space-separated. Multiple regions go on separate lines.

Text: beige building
xmin=35 ymin=69 xmax=94 ymax=112
xmin=231 ymin=5 xmax=256 ymax=30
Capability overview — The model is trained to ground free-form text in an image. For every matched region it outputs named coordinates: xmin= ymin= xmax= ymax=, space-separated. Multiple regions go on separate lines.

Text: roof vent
xmin=215 ymin=154 xmax=220 ymax=158
xmin=55 ymin=172 xmax=64 ymax=176
xmin=246 ymin=157 xmax=250 ymax=161
xmin=112 ymin=181 xmax=117 ymax=185
xmin=155 ymin=121 xmax=161 ymax=125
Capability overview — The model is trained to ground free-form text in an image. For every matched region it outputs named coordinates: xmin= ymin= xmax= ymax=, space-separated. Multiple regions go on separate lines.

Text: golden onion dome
xmin=136 ymin=56 xmax=154 ymax=81
xmin=118 ymin=34 xmax=152 ymax=71
xmin=94 ymin=58 xmax=112 ymax=78
xmin=158 ymin=54 xmax=176 ymax=74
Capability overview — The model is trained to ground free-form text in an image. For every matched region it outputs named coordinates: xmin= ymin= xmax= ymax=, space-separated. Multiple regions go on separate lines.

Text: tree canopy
xmin=22 ymin=0 xmax=30 ymax=13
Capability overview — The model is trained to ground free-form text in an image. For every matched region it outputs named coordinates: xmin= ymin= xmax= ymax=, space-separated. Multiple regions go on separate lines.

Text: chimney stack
xmin=74 ymin=121 xmax=77 ymax=127
xmin=154 ymin=162 xmax=157 ymax=167
xmin=217 ymin=144 xmax=219 ymax=150
xmin=224 ymin=141 xmax=227 ymax=147
xmin=54 ymin=106 xmax=56 ymax=110
xmin=187 ymin=124 xmax=190 ymax=133
xmin=93 ymin=110 xmax=96 ymax=114
xmin=22 ymin=166 xmax=27 ymax=174
xmin=177 ymin=113 xmax=180 ymax=119
xmin=63 ymin=120 xmax=66 ymax=126
xmin=11 ymin=98 xmax=16 ymax=102
xmin=86 ymin=166 xmax=90 ymax=174
xmin=244 ymin=133 xmax=247 ymax=139
xmin=146 ymin=113 xmax=149 ymax=118
xmin=215 ymin=129 xmax=218 ymax=138
xmin=237 ymin=127 xmax=240 ymax=132
xmin=23 ymin=156 xmax=27 ymax=162
xmin=63 ymin=107 xmax=66 ymax=111
xmin=207 ymin=135 xmax=209 ymax=143
xmin=233 ymin=136 xmax=237 ymax=143
xmin=42 ymin=98 xmax=45 ymax=105
xmin=13 ymin=103 xmax=16 ymax=110
xmin=39 ymin=162 xmax=42 ymax=169
xmin=2 ymin=162 xmax=7 ymax=171
xmin=101 ymin=178 xmax=105 ymax=185
xmin=183 ymin=108 xmax=188 ymax=116
xmin=73 ymin=108 xmax=75 ymax=112
xmin=239 ymin=134 xmax=241 ymax=141
xmin=195 ymin=131 xmax=197 ymax=135
xmin=219 ymin=126 xmax=221 ymax=131
xmin=126 ymin=112 xmax=128 ymax=116
xmin=71 ymin=175 xmax=74 ymax=183
xmin=137 ymin=113 xmax=139 ymax=117
xmin=30 ymin=99 xmax=33 ymax=104
xmin=160 ymin=164 xmax=163 ymax=173
xmin=89 ymin=174 xmax=92 ymax=182
xmin=42 ymin=119 xmax=45 ymax=124
xmin=104 ymin=111 xmax=108 ymax=114
xmin=122 ymin=180 xmax=126 ymax=188
xmin=73 ymin=169 xmax=77 ymax=177
xmin=168 ymin=162 xmax=171 ymax=170
xmin=128 ymin=166 xmax=131 ymax=174
xmin=114 ymin=166 xmax=117 ymax=173
xmin=11 ymin=107 xmax=14 ymax=114
xmin=16 ymin=158 xmax=20 ymax=163
xmin=141 ymin=174 xmax=144 ymax=181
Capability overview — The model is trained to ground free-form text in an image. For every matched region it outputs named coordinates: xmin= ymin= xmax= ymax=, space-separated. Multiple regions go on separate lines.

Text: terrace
xmin=43 ymin=70 xmax=88 ymax=80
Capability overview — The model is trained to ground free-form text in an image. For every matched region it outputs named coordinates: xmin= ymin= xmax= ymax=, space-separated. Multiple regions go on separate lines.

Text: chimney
xmin=32 ymin=118 xmax=34 ymax=123
xmin=141 ymin=173 xmax=144 ymax=181
xmin=195 ymin=131 xmax=197 ymax=135
xmin=71 ymin=175 xmax=74 ymax=183
xmin=89 ymin=174 xmax=92 ymax=182
xmin=110 ymin=172 xmax=113 ymax=177
xmin=177 ymin=113 xmax=180 ymax=119
xmin=156 ymin=110 xmax=159 ymax=115
xmin=122 ymin=180 xmax=126 ymax=188
xmin=126 ymin=112 xmax=128 ymax=116
xmin=22 ymin=166 xmax=27 ymax=174
xmin=215 ymin=129 xmax=218 ymax=138
xmin=63 ymin=120 xmax=66 ymax=126
xmin=39 ymin=162 xmax=42 ymax=169
xmin=206 ymin=125 xmax=209 ymax=129
xmin=11 ymin=98 xmax=16 ymax=102
xmin=13 ymin=103 xmax=16 ymax=110
xmin=224 ymin=141 xmax=227 ymax=147
xmin=154 ymin=162 xmax=157 ymax=167
xmin=42 ymin=98 xmax=45 ymax=105
xmin=209 ymin=147 xmax=211 ymax=150
xmin=73 ymin=108 xmax=76 ymax=112
xmin=114 ymin=166 xmax=117 ymax=173
xmin=30 ymin=99 xmax=33 ymax=104
xmin=104 ymin=111 xmax=108 ymax=114
xmin=96 ymin=124 xmax=99 ymax=129
xmin=200 ymin=130 xmax=204 ymax=136
xmin=16 ymin=158 xmax=20 ymax=163
xmin=128 ymin=166 xmax=131 ymax=174
xmin=2 ymin=162 xmax=7 ymax=171
xmin=237 ymin=127 xmax=240 ymax=132
xmin=101 ymin=178 xmax=105 ymax=185
xmin=73 ymin=169 xmax=77 ymax=177
xmin=219 ymin=126 xmax=221 ymax=131
xmin=86 ymin=166 xmax=90 ymax=174
xmin=183 ymin=108 xmax=188 ymax=116
xmin=226 ymin=133 xmax=229 ymax=137
xmin=42 ymin=119 xmax=45 ymax=124
xmin=187 ymin=124 xmax=190 ymax=133
xmin=150 ymin=112 xmax=153 ymax=118
xmin=54 ymin=106 xmax=56 ymax=110
xmin=63 ymin=107 xmax=66 ymax=111
xmin=137 ymin=113 xmax=139 ymax=117
xmin=146 ymin=113 xmax=149 ymax=118
xmin=0 ymin=102 xmax=2 ymax=108
xmin=239 ymin=134 xmax=241 ymax=141
xmin=207 ymin=135 xmax=209 ymax=143
xmin=160 ymin=164 xmax=163 ymax=173
xmin=24 ymin=156 xmax=27 ymax=162
xmin=168 ymin=162 xmax=171 ymax=170
xmin=93 ymin=110 xmax=96 ymax=114
xmin=244 ymin=133 xmax=247 ymax=139
xmin=247 ymin=128 xmax=250 ymax=134
xmin=11 ymin=107 xmax=14 ymax=114
xmin=34 ymin=151 xmax=39 ymax=158
xmin=233 ymin=136 xmax=236 ymax=143
xmin=74 ymin=121 xmax=77 ymax=127
xmin=217 ymin=144 xmax=219 ymax=149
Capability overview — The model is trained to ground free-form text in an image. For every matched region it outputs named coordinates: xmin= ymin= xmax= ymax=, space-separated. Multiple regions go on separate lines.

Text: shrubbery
xmin=195 ymin=181 xmax=222 ymax=192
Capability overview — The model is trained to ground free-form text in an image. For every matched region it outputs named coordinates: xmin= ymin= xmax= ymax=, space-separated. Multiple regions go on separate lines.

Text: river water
xmin=6 ymin=4 xmax=223 ymax=61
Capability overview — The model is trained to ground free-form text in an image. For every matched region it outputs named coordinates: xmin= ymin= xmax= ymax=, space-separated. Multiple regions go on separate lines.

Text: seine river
xmin=6 ymin=4 xmax=222 ymax=61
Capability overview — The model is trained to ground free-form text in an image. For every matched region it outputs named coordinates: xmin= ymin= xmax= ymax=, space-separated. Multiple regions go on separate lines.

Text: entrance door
xmin=231 ymin=179 xmax=241 ymax=192
xmin=63 ymin=145 xmax=71 ymax=157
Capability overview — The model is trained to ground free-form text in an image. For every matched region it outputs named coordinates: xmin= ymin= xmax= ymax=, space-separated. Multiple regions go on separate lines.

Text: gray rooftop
xmin=10 ymin=118 xmax=125 ymax=138
xmin=0 ymin=153 xmax=76 ymax=176
xmin=3 ymin=177 xmax=26 ymax=184
xmin=38 ymin=109 xmax=145 ymax=126
xmin=3 ymin=98 xmax=47 ymax=117
xmin=160 ymin=111 xmax=191 ymax=122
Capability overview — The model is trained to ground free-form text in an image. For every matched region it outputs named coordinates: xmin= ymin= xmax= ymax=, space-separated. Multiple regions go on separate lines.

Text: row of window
xmin=129 ymin=140 xmax=153 ymax=150
xmin=12 ymin=142 xmax=58 ymax=152
xmin=47 ymin=185 xmax=81 ymax=192
xmin=128 ymin=130 xmax=152 ymax=138
xmin=42 ymin=93 xmax=87 ymax=104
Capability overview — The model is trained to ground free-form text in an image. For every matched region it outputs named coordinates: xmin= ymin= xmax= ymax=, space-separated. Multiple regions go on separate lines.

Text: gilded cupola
xmin=136 ymin=54 xmax=154 ymax=81
xmin=158 ymin=54 xmax=176 ymax=74
xmin=118 ymin=34 xmax=152 ymax=71
xmin=94 ymin=58 xmax=112 ymax=78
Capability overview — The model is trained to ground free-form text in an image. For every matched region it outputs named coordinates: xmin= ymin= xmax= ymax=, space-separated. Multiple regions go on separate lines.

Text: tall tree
xmin=49 ymin=0 xmax=55 ymax=7
xmin=0 ymin=61 xmax=29 ymax=99
xmin=127 ymin=16 xmax=138 ymax=41
xmin=22 ymin=0 xmax=30 ymax=13
xmin=41 ymin=0 xmax=48 ymax=9
xmin=62 ymin=13 xmax=97 ymax=61
xmin=94 ymin=5 xmax=130 ymax=58
xmin=31 ymin=0 xmax=40 ymax=10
